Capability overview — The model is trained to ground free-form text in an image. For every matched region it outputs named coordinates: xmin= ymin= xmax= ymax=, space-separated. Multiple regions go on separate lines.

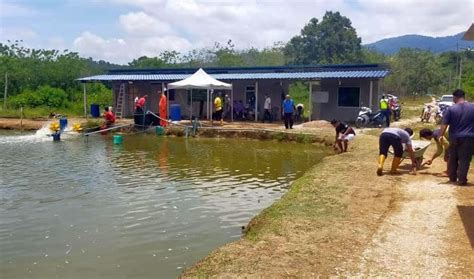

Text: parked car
xmin=437 ymin=95 xmax=454 ymax=107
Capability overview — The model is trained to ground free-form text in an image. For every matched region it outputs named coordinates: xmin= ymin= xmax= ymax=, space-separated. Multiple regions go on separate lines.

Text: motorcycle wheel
xmin=355 ymin=118 xmax=364 ymax=128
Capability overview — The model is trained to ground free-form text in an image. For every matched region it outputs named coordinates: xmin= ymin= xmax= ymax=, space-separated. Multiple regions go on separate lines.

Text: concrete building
xmin=78 ymin=64 xmax=389 ymax=122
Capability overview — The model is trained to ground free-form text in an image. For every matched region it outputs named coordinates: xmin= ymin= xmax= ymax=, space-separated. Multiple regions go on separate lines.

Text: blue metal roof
xmin=77 ymin=70 xmax=390 ymax=82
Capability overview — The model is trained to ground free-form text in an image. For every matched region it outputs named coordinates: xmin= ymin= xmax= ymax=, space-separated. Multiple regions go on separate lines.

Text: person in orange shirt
xmin=159 ymin=91 xmax=167 ymax=127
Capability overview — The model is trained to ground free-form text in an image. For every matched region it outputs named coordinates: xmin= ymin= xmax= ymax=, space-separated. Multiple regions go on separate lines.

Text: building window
xmin=338 ymin=87 xmax=360 ymax=107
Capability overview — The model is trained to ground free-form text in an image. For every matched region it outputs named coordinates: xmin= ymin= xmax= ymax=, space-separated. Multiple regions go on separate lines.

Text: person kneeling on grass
xmin=419 ymin=128 xmax=450 ymax=174
xmin=330 ymin=119 xmax=356 ymax=153
xmin=377 ymin=127 xmax=417 ymax=176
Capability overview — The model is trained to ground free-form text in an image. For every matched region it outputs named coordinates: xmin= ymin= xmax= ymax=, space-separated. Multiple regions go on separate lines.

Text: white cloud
xmin=72 ymin=31 xmax=192 ymax=64
xmin=119 ymin=11 xmax=173 ymax=35
xmin=69 ymin=0 xmax=474 ymax=63
xmin=0 ymin=2 xmax=37 ymax=18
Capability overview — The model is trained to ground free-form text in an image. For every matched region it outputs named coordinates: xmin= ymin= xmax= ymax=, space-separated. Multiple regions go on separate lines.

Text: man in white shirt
xmin=262 ymin=94 xmax=272 ymax=123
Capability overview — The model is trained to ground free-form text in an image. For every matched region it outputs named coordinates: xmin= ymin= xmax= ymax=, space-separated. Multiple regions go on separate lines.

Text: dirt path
xmin=351 ymin=162 xmax=474 ymax=277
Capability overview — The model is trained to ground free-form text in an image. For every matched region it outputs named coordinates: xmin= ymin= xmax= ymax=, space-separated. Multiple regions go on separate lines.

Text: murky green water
xmin=0 ymin=131 xmax=327 ymax=278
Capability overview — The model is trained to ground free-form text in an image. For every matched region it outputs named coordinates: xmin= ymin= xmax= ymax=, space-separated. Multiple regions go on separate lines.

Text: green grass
xmin=0 ymin=105 xmax=84 ymax=119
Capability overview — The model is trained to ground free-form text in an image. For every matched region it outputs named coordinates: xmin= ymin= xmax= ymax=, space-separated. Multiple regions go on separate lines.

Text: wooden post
xmin=20 ymin=106 xmax=23 ymax=131
xmin=230 ymin=83 xmax=234 ymax=122
xmin=83 ymin=83 xmax=87 ymax=119
xmin=309 ymin=82 xmax=312 ymax=122
xmin=369 ymin=80 xmax=373 ymax=109
xmin=255 ymin=81 xmax=258 ymax=122
xmin=3 ymin=72 xmax=7 ymax=109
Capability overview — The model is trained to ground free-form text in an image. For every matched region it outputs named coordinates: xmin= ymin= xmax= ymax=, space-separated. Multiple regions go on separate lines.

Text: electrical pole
xmin=3 ymin=72 xmax=7 ymax=109
xmin=458 ymin=57 xmax=463 ymax=89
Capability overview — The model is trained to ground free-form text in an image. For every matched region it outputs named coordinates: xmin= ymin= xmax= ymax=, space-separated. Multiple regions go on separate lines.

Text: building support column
xmin=83 ymin=83 xmax=88 ymax=119
xmin=230 ymin=83 xmax=234 ymax=122
xmin=309 ymin=82 xmax=313 ymax=122
xmin=255 ymin=81 xmax=258 ymax=122
xmin=369 ymin=80 xmax=373 ymax=109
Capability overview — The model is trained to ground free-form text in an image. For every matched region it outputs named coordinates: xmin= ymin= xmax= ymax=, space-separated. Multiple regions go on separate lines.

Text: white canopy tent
xmin=168 ymin=68 xmax=232 ymax=121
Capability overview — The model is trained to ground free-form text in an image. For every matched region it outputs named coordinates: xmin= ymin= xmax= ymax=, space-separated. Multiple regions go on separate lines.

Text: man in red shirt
xmin=136 ymin=95 xmax=148 ymax=110
xmin=103 ymin=106 xmax=116 ymax=127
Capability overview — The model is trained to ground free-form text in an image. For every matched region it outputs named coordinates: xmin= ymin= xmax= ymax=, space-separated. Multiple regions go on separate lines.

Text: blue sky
xmin=1 ymin=0 xmax=473 ymax=64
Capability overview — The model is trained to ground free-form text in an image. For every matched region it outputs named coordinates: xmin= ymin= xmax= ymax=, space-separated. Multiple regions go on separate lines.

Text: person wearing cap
xmin=134 ymin=95 xmax=148 ymax=125
xmin=377 ymin=127 xmax=417 ymax=176
xmin=282 ymin=94 xmax=295 ymax=129
xmin=438 ymin=89 xmax=474 ymax=186
xmin=159 ymin=90 xmax=167 ymax=127
xmin=330 ymin=119 xmax=355 ymax=153
xmin=262 ymin=94 xmax=272 ymax=123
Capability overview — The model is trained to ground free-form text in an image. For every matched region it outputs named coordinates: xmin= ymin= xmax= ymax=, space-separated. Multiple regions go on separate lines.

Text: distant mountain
xmin=365 ymin=32 xmax=474 ymax=55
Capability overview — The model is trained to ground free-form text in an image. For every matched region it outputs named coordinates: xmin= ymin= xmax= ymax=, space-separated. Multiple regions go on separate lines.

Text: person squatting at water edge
xmin=134 ymin=95 xmax=148 ymax=125
xmin=438 ymin=89 xmax=474 ymax=186
xmin=282 ymin=94 xmax=295 ymax=129
xmin=419 ymin=128 xmax=450 ymax=175
xmin=377 ymin=127 xmax=417 ymax=176
xmin=330 ymin=119 xmax=356 ymax=153
xmin=103 ymin=106 xmax=116 ymax=127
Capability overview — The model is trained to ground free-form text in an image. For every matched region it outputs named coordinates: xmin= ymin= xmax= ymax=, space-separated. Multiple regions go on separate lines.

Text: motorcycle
xmin=435 ymin=104 xmax=448 ymax=124
xmin=355 ymin=107 xmax=384 ymax=128
xmin=391 ymin=104 xmax=402 ymax=121
xmin=421 ymin=105 xmax=434 ymax=123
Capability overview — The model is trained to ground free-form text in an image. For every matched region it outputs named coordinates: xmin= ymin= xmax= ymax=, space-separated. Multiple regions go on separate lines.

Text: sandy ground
xmin=183 ymin=124 xmax=474 ymax=278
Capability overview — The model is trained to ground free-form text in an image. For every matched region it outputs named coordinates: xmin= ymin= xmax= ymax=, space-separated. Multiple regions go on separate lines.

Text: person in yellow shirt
xmin=214 ymin=94 xmax=223 ymax=125
xmin=379 ymin=94 xmax=390 ymax=127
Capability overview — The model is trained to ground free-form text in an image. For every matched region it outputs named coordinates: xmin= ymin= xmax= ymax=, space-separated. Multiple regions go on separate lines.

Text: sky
xmin=1 ymin=0 xmax=473 ymax=64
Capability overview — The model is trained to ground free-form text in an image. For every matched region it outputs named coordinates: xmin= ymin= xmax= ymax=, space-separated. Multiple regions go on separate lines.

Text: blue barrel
xmin=59 ymin=117 xmax=68 ymax=131
xmin=170 ymin=104 xmax=181 ymax=121
xmin=90 ymin=104 xmax=100 ymax=117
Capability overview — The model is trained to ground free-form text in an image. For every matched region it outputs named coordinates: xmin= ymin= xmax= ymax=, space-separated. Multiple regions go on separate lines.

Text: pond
xmin=0 ymin=130 xmax=327 ymax=278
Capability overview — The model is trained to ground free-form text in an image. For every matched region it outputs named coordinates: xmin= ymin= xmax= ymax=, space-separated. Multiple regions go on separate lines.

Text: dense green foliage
xmin=284 ymin=12 xmax=363 ymax=65
xmin=0 ymin=11 xmax=473 ymax=118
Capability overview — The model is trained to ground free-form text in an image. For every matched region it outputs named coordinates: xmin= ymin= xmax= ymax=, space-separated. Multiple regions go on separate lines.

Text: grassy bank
xmin=182 ymin=131 xmax=399 ymax=277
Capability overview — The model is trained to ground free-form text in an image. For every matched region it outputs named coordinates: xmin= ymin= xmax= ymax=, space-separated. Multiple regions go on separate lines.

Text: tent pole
xmin=206 ymin=89 xmax=209 ymax=120
xmin=231 ymin=84 xmax=234 ymax=122
xmin=255 ymin=81 xmax=258 ymax=122
xmin=190 ymin=89 xmax=193 ymax=120
xmin=83 ymin=83 xmax=88 ymax=119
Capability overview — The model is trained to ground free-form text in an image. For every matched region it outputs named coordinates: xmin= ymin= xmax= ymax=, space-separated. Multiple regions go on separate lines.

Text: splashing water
xmin=0 ymin=121 xmax=80 ymax=144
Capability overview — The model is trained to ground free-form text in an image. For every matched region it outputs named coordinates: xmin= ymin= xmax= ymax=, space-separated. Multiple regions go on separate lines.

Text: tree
xmin=284 ymin=11 xmax=363 ymax=65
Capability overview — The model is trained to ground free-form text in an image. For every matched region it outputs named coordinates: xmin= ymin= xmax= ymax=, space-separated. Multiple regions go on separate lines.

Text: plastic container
xmin=113 ymin=135 xmax=123 ymax=145
xmin=59 ymin=117 xmax=68 ymax=131
xmin=155 ymin=126 xmax=165 ymax=135
xmin=52 ymin=133 xmax=61 ymax=141
xmin=90 ymin=104 xmax=100 ymax=118
xmin=170 ymin=104 xmax=181 ymax=121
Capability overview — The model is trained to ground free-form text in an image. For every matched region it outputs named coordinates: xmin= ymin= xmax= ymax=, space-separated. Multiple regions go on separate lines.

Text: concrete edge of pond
xmin=181 ymin=130 xmax=400 ymax=277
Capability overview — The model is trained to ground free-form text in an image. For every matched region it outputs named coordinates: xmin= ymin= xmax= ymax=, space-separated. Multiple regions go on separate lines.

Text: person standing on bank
xmin=380 ymin=94 xmax=390 ymax=127
xmin=282 ymin=94 xmax=295 ymax=129
xmin=439 ymin=89 xmax=474 ymax=186
xmin=224 ymin=94 xmax=231 ymax=120
xmin=159 ymin=90 xmax=167 ymax=127
xmin=377 ymin=127 xmax=417 ymax=176
xmin=214 ymin=93 xmax=223 ymax=126
xmin=262 ymin=94 xmax=272 ymax=123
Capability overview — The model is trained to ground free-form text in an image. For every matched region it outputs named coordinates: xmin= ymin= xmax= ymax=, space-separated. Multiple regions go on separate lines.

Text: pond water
xmin=0 ymin=130 xmax=327 ymax=278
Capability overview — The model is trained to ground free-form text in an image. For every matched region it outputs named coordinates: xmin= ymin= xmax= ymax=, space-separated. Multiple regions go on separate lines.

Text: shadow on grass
xmin=457 ymin=206 xmax=474 ymax=249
